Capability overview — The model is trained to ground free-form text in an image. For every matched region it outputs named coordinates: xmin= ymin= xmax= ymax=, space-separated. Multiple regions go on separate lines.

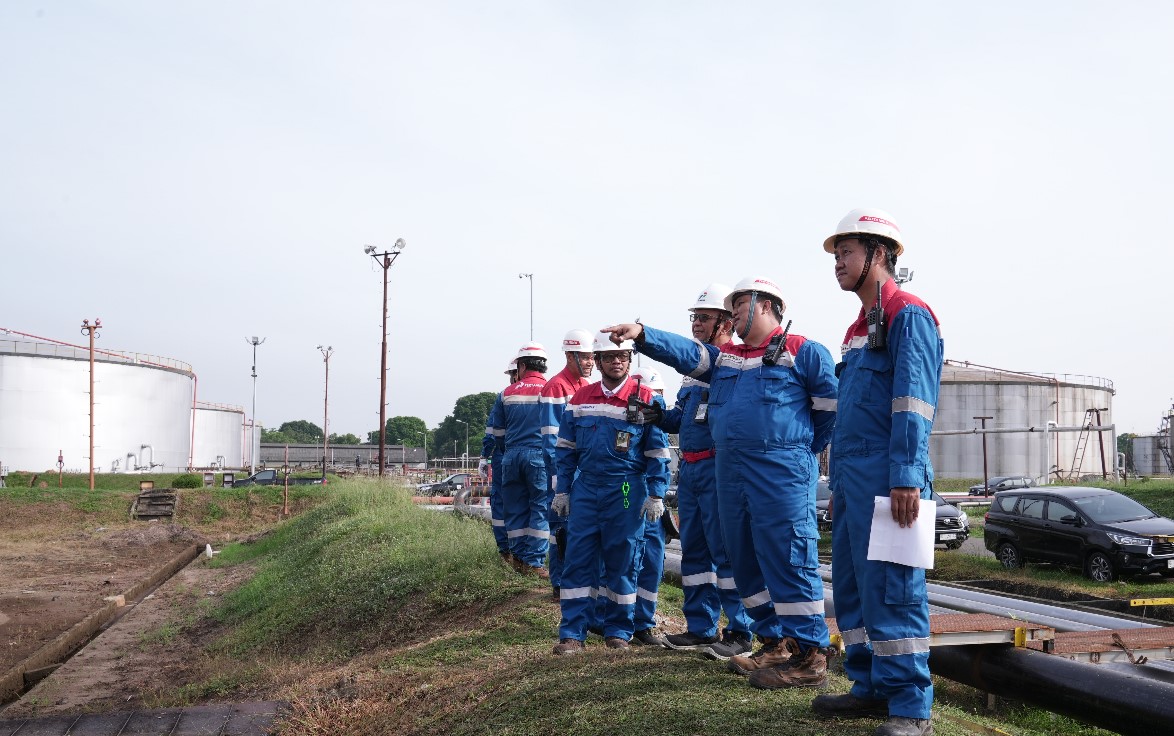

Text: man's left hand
xmin=890 ymin=487 xmax=920 ymax=528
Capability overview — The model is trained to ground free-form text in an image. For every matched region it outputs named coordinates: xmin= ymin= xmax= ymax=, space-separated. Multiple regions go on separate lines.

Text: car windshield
xmin=1072 ymin=493 xmax=1157 ymax=523
xmin=931 ymin=491 xmax=948 ymax=505
xmin=439 ymin=474 xmax=463 ymax=483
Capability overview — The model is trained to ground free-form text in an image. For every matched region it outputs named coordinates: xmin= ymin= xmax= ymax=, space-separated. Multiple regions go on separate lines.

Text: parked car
xmin=415 ymin=472 xmax=481 ymax=496
xmin=983 ymin=486 xmax=1174 ymax=582
xmin=969 ymin=475 xmax=1034 ymax=496
xmin=817 ymin=483 xmax=968 ymax=549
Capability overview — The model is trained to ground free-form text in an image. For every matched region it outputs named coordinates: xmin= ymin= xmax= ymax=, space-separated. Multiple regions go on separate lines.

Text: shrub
xmin=172 ymin=473 xmax=203 ymax=489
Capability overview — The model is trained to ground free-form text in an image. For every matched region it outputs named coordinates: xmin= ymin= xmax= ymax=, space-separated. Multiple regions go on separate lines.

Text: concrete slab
xmin=0 ymin=702 xmax=285 ymax=736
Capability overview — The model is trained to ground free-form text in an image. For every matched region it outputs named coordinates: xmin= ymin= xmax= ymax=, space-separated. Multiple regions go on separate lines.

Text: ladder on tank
xmin=1068 ymin=409 xmax=1096 ymax=480
xmin=1158 ymin=408 xmax=1174 ymax=475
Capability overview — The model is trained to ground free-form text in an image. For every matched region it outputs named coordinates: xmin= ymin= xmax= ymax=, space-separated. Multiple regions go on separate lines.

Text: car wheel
xmin=996 ymin=541 xmax=1024 ymax=569
xmin=1086 ymin=551 xmax=1116 ymax=582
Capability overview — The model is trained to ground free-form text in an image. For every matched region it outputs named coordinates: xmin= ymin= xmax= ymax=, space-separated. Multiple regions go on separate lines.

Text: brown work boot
xmin=527 ymin=566 xmax=550 ymax=580
xmin=727 ymin=636 xmax=788 ymax=675
xmin=552 ymin=638 xmax=585 ymax=655
xmin=747 ymin=638 xmax=827 ymax=689
xmin=605 ymin=637 xmax=630 ymax=650
xmin=510 ymin=555 xmax=526 ymax=574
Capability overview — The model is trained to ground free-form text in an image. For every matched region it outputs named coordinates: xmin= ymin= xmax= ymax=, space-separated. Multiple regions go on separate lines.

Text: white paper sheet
xmin=866 ymin=497 xmax=937 ymax=569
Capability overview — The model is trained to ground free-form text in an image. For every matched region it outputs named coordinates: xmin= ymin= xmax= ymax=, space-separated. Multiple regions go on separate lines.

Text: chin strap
xmin=737 ymin=292 xmax=759 ymax=340
xmin=850 ymin=239 xmax=880 ymax=293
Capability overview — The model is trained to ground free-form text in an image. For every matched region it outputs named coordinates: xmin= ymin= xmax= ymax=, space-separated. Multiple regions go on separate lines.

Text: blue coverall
xmin=480 ymin=428 xmax=508 ymax=555
xmin=633 ymin=394 xmax=669 ymax=635
xmin=659 ymin=375 xmax=752 ymax=639
xmin=540 ymin=365 xmax=592 ymax=591
xmin=830 ymin=278 xmax=942 ymax=720
xmin=490 ymin=369 xmax=553 ymax=568
xmin=638 ymin=325 xmax=836 ymax=652
xmin=556 ymin=379 xmax=671 ymax=642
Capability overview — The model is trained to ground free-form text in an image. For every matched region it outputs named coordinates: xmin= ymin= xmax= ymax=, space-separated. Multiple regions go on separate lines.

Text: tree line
xmin=259 ymin=391 xmax=497 ymax=460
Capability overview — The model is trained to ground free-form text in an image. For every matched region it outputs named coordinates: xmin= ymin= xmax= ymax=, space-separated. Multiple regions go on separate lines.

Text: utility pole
xmin=518 ymin=273 xmax=534 ymax=340
xmin=974 ymin=416 xmax=993 ymax=494
xmin=365 ymin=239 xmax=407 ymax=477
xmin=80 ymin=319 xmax=101 ymax=490
xmin=317 ymin=345 xmax=333 ymax=483
xmin=246 ymin=336 xmax=266 ymax=474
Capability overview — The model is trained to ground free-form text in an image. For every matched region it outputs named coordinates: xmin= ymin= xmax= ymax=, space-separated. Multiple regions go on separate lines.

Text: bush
xmin=172 ymin=473 xmax=203 ymax=489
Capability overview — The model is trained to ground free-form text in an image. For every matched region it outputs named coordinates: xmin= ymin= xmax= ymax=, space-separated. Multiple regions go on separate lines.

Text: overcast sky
xmin=2 ymin=1 xmax=1171 ymax=444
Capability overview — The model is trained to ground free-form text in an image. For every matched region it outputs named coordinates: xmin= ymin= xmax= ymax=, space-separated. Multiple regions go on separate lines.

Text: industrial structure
xmin=0 ymin=329 xmax=244 ymax=474
xmin=930 ymin=361 xmax=1117 ymax=481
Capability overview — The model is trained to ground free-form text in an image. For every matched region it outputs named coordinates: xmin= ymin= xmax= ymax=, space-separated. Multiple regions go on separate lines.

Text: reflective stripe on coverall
xmin=831 ymin=278 xmax=942 ymax=720
xmin=481 ymin=426 xmax=507 ymax=554
xmin=638 ymin=325 xmax=836 ymax=650
xmin=556 ymin=378 xmax=671 ymax=641
xmin=541 ymin=365 xmax=592 ymax=589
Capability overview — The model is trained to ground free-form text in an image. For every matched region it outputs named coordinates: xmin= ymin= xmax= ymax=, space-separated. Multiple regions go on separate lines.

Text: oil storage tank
xmin=192 ymin=401 xmax=246 ymax=470
xmin=930 ymin=361 xmax=1115 ymax=481
xmin=0 ymin=332 xmax=194 ymax=473
xmin=1132 ymin=434 xmax=1171 ymax=476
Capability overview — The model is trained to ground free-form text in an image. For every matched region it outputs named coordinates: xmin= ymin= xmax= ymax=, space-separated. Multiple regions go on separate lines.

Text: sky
xmin=2 ymin=1 xmax=1172 ymax=443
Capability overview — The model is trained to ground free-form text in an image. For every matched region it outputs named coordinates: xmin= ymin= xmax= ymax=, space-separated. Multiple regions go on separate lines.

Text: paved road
xmin=0 ymin=702 xmax=284 ymax=736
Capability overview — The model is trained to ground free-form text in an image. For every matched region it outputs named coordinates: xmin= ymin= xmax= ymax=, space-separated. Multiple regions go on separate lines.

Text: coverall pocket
xmin=883 ymin=563 xmax=926 ymax=606
xmin=757 ymin=366 xmax=796 ymax=403
xmin=709 ymin=372 xmax=736 ymax=406
xmin=856 ymin=349 xmax=892 ymax=404
xmin=788 ymin=530 xmax=819 ymax=569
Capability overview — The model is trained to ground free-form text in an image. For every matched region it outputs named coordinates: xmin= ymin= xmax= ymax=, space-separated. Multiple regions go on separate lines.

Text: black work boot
xmin=874 ymin=716 xmax=933 ymax=736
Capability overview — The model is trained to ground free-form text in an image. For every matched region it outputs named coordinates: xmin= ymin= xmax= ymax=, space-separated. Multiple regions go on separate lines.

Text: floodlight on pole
xmin=455 ymin=418 xmax=469 ymax=464
xmin=518 ymin=272 xmax=534 ymax=340
xmin=317 ymin=345 xmax=333 ymax=482
xmin=366 ymin=238 xmax=407 ymax=477
xmin=246 ymin=336 xmax=266 ymax=474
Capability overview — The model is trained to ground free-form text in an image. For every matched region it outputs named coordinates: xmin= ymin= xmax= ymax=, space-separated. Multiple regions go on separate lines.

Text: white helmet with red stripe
xmin=690 ymin=283 xmax=733 ymax=314
xmin=724 ymin=276 xmax=786 ymax=313
xmin=822 ymin=207 xmax=905 ymax=256
xmin=515 ymin=342 xmax=548 ymax=361
xmin=504 ymin=359 xmax=517 ymax=375
xmin=561 ymin=328 xmax=595 ymax=354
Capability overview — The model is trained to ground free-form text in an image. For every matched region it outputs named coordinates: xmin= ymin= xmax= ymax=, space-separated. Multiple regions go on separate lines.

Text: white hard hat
xmin=689 ymin=283 xmax=733 ymax=313
xmin=630 ymin=367 xmax=666 ymax=393
xmin=822 ymin=207 xmax=904 ymax=256
xmin=724 ymin=276 xmax=786 ymax=313
xmin=594 ymin=331 xmax=634 ymax=353
xmin=561 ymin=328 xmax=595 ymax=354
xmin=504 ymin=358 xmax=518 ymax=375
xmin=516 ymin=342 xmax=548 ymax=361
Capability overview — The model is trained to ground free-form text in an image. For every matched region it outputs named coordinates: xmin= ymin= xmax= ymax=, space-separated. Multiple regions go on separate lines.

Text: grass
xmin=157 ymin=478 xmax=1115 ymax=736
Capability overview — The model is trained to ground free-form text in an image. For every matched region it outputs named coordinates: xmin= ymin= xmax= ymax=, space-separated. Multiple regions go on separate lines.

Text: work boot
xmin=605 ymin=637 xmax=630 ymax=650
xmin=704 ymin=631 xmax=753 ymax=660
xmin=498 ymin=550 xmax=512 ymax=564
xmin=664 ymin=630 xmax=720 ymax=651
xmin=510 ymin=555 xmax=526 ymax=574
xmin=550 ymin=586 xmax=561 ymax=603
xmin=552 ymin=638 xmax=585 ymax=655
xmin=527 ymin=565 xmax=550 ymax=580
xmin=874 ymin=716 xmax=933 ymax=736
xmin=747 ymin=638 xmax=827 ymax=689
xmin=632 ymin=629 xmax=668 ymax=647
xmin=727 ymin=636 xmax=788 ymax=675
xmin=811 ymin=693 xmax=889 ymax=719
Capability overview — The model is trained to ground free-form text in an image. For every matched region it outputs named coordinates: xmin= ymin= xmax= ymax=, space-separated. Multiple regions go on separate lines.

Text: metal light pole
xmin=974 ymin=416 xmax=993 ymax=494
xmin=317 ymin=345 xmax=333 ymax=483
xmin=455 ymin=418 xmax=469 ymax=466
xmin=246 ymin=336 xmax=266 ymax=474
xmin=80 ymin=318 xmax=101 ymax=490
xmin=518 ymin=272 xmax=533 ymax=340
xmin=416 ymin=430 xmax=428 ymax=470
xmin=366 ymin=239 xmax=407 ymax=477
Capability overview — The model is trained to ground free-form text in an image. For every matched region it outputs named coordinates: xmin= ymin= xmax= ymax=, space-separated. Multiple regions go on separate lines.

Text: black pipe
xmin=930 ymin=645 xmax=1174 ymax=736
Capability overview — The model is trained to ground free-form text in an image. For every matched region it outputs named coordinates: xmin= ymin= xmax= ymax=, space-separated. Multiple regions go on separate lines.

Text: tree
xmin=329 ymin=433 xmax=362 ymax=445
xmin=432 ymin=392 xmax=497 ymax=459
xmin=263 ymin=420 xmax=323 ymax=444
xmin=367 ymin=416 xmax=428 ymax=446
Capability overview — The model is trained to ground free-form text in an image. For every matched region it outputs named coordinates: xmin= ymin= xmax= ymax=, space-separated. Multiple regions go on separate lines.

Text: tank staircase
xmin=1158 ymin=407 xmax=1173 ymax=474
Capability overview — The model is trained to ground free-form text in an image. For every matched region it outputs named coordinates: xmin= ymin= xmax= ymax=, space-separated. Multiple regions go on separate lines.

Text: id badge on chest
xmin=614 ymin=430 xmax=632 ymax=452
xmin=693 ymin=390 xmax=709 ymax=424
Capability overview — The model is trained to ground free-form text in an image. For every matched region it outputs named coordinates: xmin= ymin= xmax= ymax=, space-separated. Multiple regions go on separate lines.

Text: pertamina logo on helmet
xmin=752 ymin=279 xmax=779 ymax=289
xmin=858 ymin=215 xmax=898 ymax=231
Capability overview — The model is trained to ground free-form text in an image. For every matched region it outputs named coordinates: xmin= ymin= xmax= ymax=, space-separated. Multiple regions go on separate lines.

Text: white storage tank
xmin=0 ymin=334 xmax=194 ymax=473
xmin=192 ymin=402 xmax=246 ymax=470
xmin=1132 ymin=434 xmax=1171 ymax=476
xmin=930 ymin=361 xmax=1116 ymax=481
